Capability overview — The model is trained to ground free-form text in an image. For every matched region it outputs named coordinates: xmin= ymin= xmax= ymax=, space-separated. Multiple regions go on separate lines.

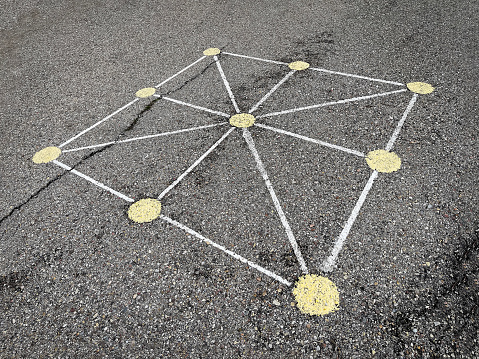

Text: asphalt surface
xmin=1 ymin=0 xmax=478 ymax=357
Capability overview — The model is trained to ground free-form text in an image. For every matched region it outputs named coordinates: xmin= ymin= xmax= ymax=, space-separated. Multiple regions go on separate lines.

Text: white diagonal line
xmin=321 ymin=170 xmax=378 ymax=272
xmin=309 ymin=66 xmax=405 ymax=86
xmin=59 ymin=98 xmax=139 ymax=148
xmin=62 ymin=123 xmax=227 ymax=153
xmin=249 ymin=70 xmax=296 ymax=114
xmin=222 ymin=51 xmax=288 ymax=66
xmin=52 ymin=160 xmax=134 ymax=202
xmin=385 ymin=94 xmax=418 ymax=151
xmin=242 ymin=128 xmax=309 ymax=274
xmin=257 ymin=89 xmax=407 ymax=119
xmin=255 ymin=123 xmax=365 ymax=157
xmin=213 ymin=55 xmax=241 ymax=113
xmin=155 ymin=56 xmax=206 ymax=88
xmin=158 ymin=95 xmax=231 ymax=118
xmin=158 ymin=127 xmax=235 ymax=199
xmin=160 ymin=215 xmax=292 ymax=286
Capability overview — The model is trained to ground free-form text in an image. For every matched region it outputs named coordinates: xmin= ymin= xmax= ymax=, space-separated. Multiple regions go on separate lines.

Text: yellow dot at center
xmin=32 ymin=146 xmax=62 ymax=164
xmin=407 ymin=82 xmax=434 ymax=94
xmin=293 ymin=274 xmax=340 ymax=316
xmin=366 ymin=149 xmax=401 ymax=173
xmin=203 ymin=48 xmax=221 ymax=56
xmin=288 ymin=61 xmax=310 ymax=71
xmin=229 ymin=113 xmax=256 ymax=128
xmin=135 ymin=87 xmax=156 ymax=98
xmin=128 ymin=198 xmax=162 ymax=223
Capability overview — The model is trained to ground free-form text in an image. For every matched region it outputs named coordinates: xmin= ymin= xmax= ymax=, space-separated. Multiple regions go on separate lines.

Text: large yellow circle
xmin=32 ymin=147 xmax=61 ymax=164
xmin=293 ymin=274 xmax=340 ymax=316
xmin=288 ymin=61 xmax=310 ymax=71
xmin=229 ymin=113 xmax=256 ymax=128
xmin=135 ymin=87 xmax=156 ymax=98
xmin=203 ymin=48 xmax=221 ymax=56
xmin=407 ymin=82 xmax=435 ymax=94
xmin=366 ymin=149 xmax=401 ymax=173
xmin=128 ymin=198 xmax=162 ymax=223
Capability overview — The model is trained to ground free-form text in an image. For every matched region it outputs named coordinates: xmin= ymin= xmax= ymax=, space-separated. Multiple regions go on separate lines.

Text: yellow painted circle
xmin=293 ymin=274 xmax=339 ymax=316
xmin=407 ymin=82 xmax=435 ymax=94
xmin=135 ymin=87 xmax=156 ymax=98
xmin=32 ymin=147 xmax=61 ymax=164
xmin=128 ymin=198 xmax=162 ymax=223
xmin=203 ymin=48 xmax=221 ymax=56
xmin=229 ymin=113 xmax=256 ymax=128
xmin=366 ymin=149 xmax=401 ymax=173
xmin=288 ymin=61 xmax=310 ymax=71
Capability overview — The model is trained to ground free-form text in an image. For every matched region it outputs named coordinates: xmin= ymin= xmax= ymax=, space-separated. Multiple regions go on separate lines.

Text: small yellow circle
xmin=407 ymin=82 xmax=435 ymax=94
xmin=32 ymin=147 xmax=62 ymax=164
xmin=229 ymin=113 xmax=256 ymax=128
xmin=366 ymin=149 xmax=401 ymax=173
xmin=203 ymin=48 xmax=221 ymax=56
xmin=135 ymin=88 xmax=156 ymax=98
xmin=293 ymin=274 xmax=339 ymax=316
xmin=288 ymin=61 xmax=310 ymax=71
xmin=128 ymin=198 xmax=162 ymax=223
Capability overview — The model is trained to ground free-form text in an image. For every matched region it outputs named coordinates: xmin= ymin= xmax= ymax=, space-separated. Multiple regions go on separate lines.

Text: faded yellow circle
xmin=32 ymin=147 xmax=62 ymax=164
xmin=135 ymin=87 xmax=156 ymax=98
xmin=128 ymin=198 xmax=162 ymax=223
xmin=288 ymin=61 xmax=310 ymax=71
xmin=366 ymin=149 xmax=401 ymax=173
xmin=293 ymin=274 xmax=339 ymax=316
xmin=203 ymin=48 xmax=221 ymax=56
xmin=229 ymin=113 xmax=256 ymax=128
xmin=407 ymin=82 xmax=435 ymax=94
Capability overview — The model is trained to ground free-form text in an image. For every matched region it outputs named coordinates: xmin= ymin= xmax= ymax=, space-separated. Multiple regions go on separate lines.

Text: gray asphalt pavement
xmin=1 ymin=0 xmax=478 ymax=357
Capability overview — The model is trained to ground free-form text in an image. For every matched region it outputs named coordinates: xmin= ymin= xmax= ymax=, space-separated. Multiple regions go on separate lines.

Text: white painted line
xmin=309 ymin=66 xmax=405 ymax=86
xmin=59 ymin=98 xmax=140 ymax=148
xmin=158 ymin=96 xmax=231 ymax=118
xmin=155 ymin=56 xmax=207 ymax=88
xmin=222 ymin=51 xmax=289 ymax=66
xmin=213 ymin=55 xmax=241 ymax=113
xmin=257 ymin=89 xmax=407 ymax=119
xmin=62 ymin=123 xmax=227 ymax=153
xmin=158 ymin=127 xmax=235 ymax=199
xmin=249 ymin=70 xmax=296 ymax=114
xmin=242 ymin=128 xmax=309 ymax=274
xmin=255 ymin=123 xmax=365 ymax=157
xmin=385 ymin=94 xmax=418 ymax=151
xmin=321 ymin=170 xmax=379 ymax=272
xmin=160 ymin=215 xmax=292 ymax=286
xmin=52 ymin=160 xmax=135 ymax=202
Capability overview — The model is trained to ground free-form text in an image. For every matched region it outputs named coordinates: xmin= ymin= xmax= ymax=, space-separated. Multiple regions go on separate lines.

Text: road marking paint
xmin=213 ymin=55 xmax=241 ymax=113
xmin=135 ymin=88 xmax=156 ymax=98
xmin=321 ymin=170 xmax=378 ymax=272
xmin=288 ymin=61 xmax=310 ymax=71
xmin=407 ymin=82 xmax=435 ymax=94
xmin=160 ymin=214 xmax=292 ymax=286
xmin=52 ymin=160 xmax=135 ymax=202
xmin=293 ymin=274 xmax=340 ymax=316
xmin=366 ymin=150 xmax=401 ymax=173
xmin=257 ymin=89 xmax=407 ymax=119
xmin=59 ymin=98 xmax=139 ymax=148
xmin=203 ymin=47 xmax=221 ymax=56
xmin=310 ymin=66 xmax=405 ymax=86
xmin=243 ymin=128 xmax=309 ymax=274
xmin=128 ymin=198 xmax=162 ymax=223
xmin=159 ymin=96 xmax=231 ymax=118
xmin=385 ymin=94 xmax=418 ymax=151
xmin=157 ymin=127 xmax=235 ymax=200
xmin=32 ymin=147 xmax=62 ymax=163
xmin=229 ymin=113 xmax=255 ymax=128
xmin=155 ymin=56 xmax=206 ymax=88
xmin=248 ymin=70 xmax=295 ymax=113
xmin=222 ymin=51 xmax=288 ymax=65
xmin=255 ymin=123 xmax=365 ymax=157
xmin=62 ymin=123 xmax=227 ymax=153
